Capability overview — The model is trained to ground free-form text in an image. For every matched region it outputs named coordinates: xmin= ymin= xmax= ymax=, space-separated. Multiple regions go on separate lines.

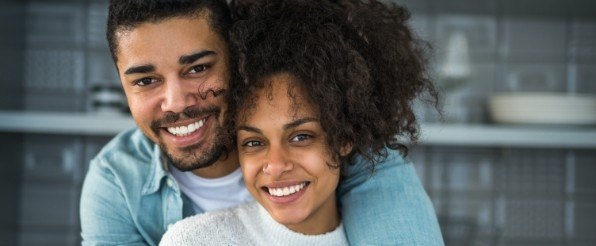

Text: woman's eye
xmin=243 ymin=140 xmax=263 ymax=147
xmin=134 ymin=77 xmax=157 ymax=86
xmin=290 ymin=134 xmax=312 ymax=142
xmin=188 ymin=65 xmax=208 ymax=74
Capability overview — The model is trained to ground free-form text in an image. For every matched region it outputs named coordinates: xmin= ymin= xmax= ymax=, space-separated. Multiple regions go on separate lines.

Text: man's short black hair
xmin=107 ymin=0 xmax=231 ymax=63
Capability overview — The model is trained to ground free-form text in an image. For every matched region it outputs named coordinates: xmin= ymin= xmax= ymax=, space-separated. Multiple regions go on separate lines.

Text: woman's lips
xmin=263 ymin=181 xmax=310 ymax=205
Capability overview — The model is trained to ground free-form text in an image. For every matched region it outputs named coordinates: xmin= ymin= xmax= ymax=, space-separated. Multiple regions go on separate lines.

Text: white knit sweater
xmin=160 ymin=201 xmax=348 ymax=246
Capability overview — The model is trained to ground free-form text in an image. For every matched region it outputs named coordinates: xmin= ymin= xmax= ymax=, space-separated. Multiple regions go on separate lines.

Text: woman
xmin=160 ymin=0 xmax=438 ymax=244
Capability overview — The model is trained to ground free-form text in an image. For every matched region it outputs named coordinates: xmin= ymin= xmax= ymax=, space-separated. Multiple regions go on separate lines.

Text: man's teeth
xmin=167 ymin=120 xmax=205 ymax=136
xmin=268 ymin=183 xmax=306 ymax=197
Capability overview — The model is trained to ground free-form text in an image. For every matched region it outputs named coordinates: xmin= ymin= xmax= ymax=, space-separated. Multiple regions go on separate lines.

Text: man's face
xmin=115 ymin=15 xmax=230 ymax=171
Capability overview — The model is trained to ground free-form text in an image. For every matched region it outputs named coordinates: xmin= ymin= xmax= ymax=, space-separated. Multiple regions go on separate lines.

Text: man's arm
xmin=80 ymin=158 xmax=147 ymax=246
xmin=338 ymin=148 xmax=444 ymax=245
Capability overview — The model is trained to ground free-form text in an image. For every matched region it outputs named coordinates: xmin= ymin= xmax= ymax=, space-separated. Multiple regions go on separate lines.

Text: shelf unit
xmin=419 ymin=123 xmax=596 ymax=149
xmin=0 ymin=111 xmax=134 ymax=135
xmin=2 ymin=110 xmax=596 ymax=149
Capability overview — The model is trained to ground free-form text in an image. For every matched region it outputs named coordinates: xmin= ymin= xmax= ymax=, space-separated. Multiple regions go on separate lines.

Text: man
xmin=80 ymin=0 xmax=443 ymax=245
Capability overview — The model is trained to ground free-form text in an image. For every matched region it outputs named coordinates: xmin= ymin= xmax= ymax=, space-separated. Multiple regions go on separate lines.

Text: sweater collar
xmin=255 ymin=202 xmax=348 ymax=245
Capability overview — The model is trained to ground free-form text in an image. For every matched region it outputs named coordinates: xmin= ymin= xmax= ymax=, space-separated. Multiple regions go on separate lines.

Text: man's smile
xmin=166 ymin=118 xmax=207 ymax=136
xmin=159 ymin=114 xmax=217 ymax=148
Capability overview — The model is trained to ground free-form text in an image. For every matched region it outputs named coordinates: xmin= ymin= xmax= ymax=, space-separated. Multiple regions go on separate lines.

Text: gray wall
xmin=0 ymin=1 xmax=25 ymax=245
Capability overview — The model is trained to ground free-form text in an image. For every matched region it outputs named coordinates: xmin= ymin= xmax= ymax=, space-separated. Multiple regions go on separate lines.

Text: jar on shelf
xmin=89 ymin=83 xmax=128 ymax=114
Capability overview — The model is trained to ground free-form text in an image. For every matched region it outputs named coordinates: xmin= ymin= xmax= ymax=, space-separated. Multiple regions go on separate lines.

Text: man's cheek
xmin=198 ymin=78 xmax=228 ymax=100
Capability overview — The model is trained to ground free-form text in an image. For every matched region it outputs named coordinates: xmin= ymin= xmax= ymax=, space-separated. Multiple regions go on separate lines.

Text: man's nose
xmin=161 ymin=79 xmax=198 ymax=113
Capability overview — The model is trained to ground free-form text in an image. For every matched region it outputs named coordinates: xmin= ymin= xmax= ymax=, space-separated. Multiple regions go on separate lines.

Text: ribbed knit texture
xmin=160 ymin=201 xmax=348 ymax=246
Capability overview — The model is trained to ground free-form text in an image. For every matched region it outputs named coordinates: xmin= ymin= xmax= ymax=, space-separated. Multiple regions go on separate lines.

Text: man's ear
xmin=339 ymin=142 xmax=353 ymax=157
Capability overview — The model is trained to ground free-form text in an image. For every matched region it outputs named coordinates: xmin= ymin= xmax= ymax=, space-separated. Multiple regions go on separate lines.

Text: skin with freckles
xmin=115 ymin=15 xmax=238 ymax=178
xmin=236 ymin=73 xmax=342 ymax=235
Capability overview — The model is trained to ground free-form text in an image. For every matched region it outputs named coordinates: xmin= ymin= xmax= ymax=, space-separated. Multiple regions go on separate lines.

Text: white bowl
xmin=488 ymin=93 xmax=596 ymax=125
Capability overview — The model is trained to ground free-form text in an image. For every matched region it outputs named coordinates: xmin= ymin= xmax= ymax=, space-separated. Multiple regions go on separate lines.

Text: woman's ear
xmin=339 ymin=142 xmax=353 ymax=157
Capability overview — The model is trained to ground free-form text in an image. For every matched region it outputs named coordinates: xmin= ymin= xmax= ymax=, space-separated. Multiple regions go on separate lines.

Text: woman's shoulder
xmin=160 ymin=202 xmax=256 ymax=245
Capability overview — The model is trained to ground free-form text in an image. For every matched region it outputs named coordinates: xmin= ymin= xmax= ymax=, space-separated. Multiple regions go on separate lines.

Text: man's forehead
xmin=115 ymin=9 xmax=210 ymax=37
xmin=114 ymin=15 xmax=225 ymax=69
xmin=117 ymin=15 xmax=218 ymax=44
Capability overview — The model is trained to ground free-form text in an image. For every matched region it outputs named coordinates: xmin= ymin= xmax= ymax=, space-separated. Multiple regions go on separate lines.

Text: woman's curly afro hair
xmin=227 ymin=0 xmax=439 ymax=171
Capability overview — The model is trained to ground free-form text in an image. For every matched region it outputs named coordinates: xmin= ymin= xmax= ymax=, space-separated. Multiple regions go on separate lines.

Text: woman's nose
xmin=262 ymin=146 xmax=294 ymax=177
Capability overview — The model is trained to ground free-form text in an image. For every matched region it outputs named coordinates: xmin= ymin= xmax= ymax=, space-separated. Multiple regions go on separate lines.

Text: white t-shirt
xmin=169 ymin=165 xmax=253 ymax=213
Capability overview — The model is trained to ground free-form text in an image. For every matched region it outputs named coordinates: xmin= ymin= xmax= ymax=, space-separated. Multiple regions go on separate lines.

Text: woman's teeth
xmin=167 ymin=119 xmax=205 ymax=136
xmin=268 ymin=183 xmax=306 ymax=197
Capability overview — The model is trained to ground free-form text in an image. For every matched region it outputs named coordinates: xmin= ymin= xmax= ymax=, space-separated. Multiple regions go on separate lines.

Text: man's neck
xmin=191 ymin=150 xmax=240 ymax=179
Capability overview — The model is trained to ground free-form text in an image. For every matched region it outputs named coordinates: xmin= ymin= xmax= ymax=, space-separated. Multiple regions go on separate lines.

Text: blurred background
xmin=0 ymin=0 xmax=595 ymax=245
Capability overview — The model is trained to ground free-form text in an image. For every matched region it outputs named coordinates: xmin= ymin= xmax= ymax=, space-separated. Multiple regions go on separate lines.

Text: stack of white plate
xmin=488 ymin=93 xmax=596 ymax=125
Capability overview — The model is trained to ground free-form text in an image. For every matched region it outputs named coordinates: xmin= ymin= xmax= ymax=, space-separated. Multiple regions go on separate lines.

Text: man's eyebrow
xmin=179 ymin=50 xmax=216 ymax=65
xmin=124 ymin=65 xmax=155 ymax=75
xmin=283 ymin=117 xmax=318 ymax=131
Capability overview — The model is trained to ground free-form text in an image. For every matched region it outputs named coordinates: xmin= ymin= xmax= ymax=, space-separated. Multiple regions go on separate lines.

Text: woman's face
xmin=236 ymin=73 xmax=340 ymax=235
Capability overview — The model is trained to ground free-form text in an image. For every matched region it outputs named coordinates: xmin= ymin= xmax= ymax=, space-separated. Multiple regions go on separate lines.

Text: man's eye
xmin=188 ymin=65 xmax=208 ymax=74
xmin=243 ymin=140 xmax=263 ymax=147
xmin=290 ymin=134 xmax=312 ymax=142
xmin=134 ymin=77 xmax=157 ymax=86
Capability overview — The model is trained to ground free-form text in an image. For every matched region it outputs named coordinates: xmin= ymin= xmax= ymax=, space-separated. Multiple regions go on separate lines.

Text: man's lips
xmin=159 ymin=115 xmax=213 ymax=148
xmin=151 ymin=106 xmax=220 ymax=134
xmin=164 ymin=117 xmax=208 ymax=136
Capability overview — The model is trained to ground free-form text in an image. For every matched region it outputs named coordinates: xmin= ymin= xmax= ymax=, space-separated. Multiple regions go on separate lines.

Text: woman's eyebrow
xmin=237 ymin=125 xmax=262 ymax=134
xmin=283 ymin=117 xmax=318 ymax=131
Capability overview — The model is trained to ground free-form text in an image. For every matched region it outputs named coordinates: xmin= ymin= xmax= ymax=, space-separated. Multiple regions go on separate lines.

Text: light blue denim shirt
xmin=80 ymin=127 xmax=443 ymax=245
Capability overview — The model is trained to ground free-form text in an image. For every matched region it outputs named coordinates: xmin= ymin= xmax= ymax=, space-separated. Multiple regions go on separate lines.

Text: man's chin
xmin=161 ymin=143 xmax=223 ymax=172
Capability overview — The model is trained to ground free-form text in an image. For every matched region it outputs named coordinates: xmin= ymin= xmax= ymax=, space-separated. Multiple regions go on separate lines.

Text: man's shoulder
xmin=97 ymin=127 xmax=152 ymax=158
xmin=348 ymin=146 xmax=410 ymax=174
xmin=81 ymin=127 xmax=167 ymax=245
xmin=88 ymin=127 xmax=156 ymax=182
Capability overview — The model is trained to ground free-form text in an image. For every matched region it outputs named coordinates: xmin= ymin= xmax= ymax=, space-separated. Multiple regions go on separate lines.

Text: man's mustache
xmin=164 ymin=107 xmax=221 ymax=124
xmin=150 ymin=106 xmax=221 ymax=134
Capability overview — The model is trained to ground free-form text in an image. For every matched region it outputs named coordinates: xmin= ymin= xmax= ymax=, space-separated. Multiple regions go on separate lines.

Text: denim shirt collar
xmin=142 ymin=144 xmax=170 ymax=195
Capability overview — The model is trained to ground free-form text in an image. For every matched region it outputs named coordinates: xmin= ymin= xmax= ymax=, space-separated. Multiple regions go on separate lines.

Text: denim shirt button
xmin=166 ymin=179 xmax=174 ymax=188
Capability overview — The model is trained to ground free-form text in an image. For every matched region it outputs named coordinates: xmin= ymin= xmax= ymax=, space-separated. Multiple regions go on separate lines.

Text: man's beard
xmin=160 ymin=125 xmax=228 ymax=171
xmin=151 ymin=106 xmax=232 ymax=171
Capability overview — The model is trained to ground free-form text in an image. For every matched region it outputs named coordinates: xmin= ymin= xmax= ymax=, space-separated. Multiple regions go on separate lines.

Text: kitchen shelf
xmin=419 ymin=124 xmax=596 ymax=149
xmin=2 ymin=111 xmax=596 ymax=148
xmin=0 ymin=110 xmax=135 ymax=135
